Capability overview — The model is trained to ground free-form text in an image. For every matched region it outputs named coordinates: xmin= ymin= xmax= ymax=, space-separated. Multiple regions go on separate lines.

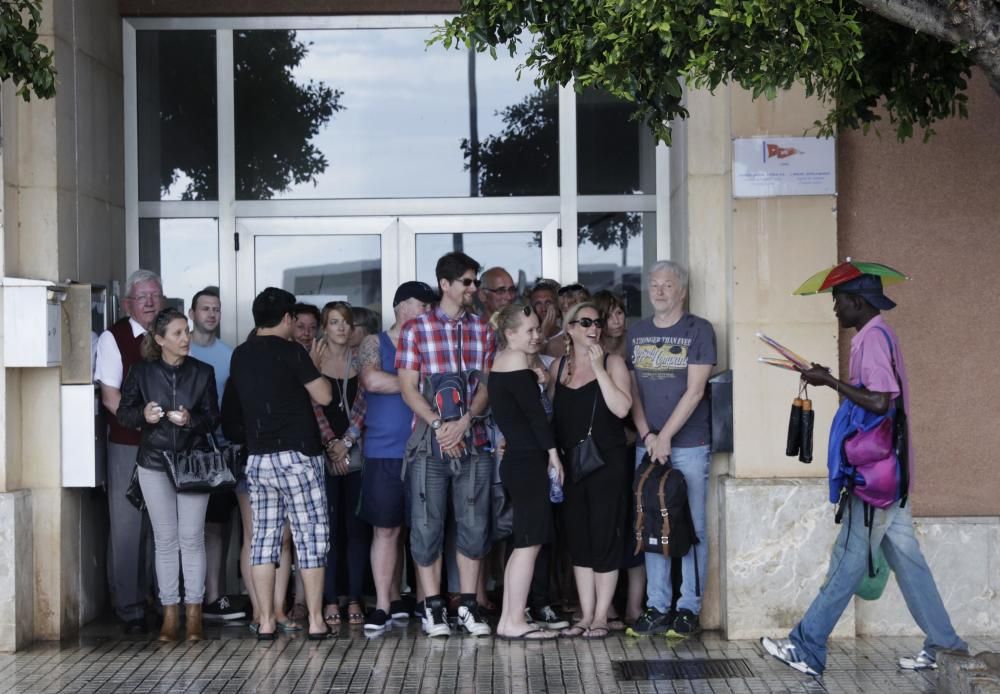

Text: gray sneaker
xmin=761 ymin=637 xmax=820 ymax=676
xmin=898 ymin=650 xmax=937 ymax=670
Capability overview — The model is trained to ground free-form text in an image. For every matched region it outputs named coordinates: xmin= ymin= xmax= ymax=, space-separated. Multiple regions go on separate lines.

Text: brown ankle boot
xmin=159 ymin=604 xmax=180 ymax=642
xmin=186 ymin=603 xmax=204 ymax=642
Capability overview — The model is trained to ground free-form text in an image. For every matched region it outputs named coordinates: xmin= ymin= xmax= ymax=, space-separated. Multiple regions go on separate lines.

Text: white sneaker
xmin=898 ymin=650 xmax=937 ymax=670
xmin=457 ymin=604 xmax=491 ymax=637
xmin=761 ymin=637 xmax=820 ymax=676
xmin=423 ymin=600 xmax=451 ymax=638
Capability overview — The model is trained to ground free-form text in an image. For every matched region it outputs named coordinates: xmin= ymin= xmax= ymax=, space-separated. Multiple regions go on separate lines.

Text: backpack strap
xmin=633 ymin=461 xmax=656 ymax=556
xmin=657 ymin=469 xmax=671 ymax=559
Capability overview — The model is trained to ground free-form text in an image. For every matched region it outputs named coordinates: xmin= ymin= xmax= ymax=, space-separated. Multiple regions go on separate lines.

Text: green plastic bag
xmin=855 ymin=546 xmax=891 ymax=600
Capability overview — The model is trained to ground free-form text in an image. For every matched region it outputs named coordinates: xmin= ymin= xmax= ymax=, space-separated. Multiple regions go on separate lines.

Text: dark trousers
xmin=324 ymin=471 xmax=372 ymax=601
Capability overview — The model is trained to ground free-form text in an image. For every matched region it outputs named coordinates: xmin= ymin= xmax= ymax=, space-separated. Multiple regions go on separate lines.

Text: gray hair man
xmin=477 ymin=266 xmax=517 ymax=318
xmin=627 ymin=260 xmax=716 ymax=639
xmin=94 ymin=269 xmax=166 ymax=633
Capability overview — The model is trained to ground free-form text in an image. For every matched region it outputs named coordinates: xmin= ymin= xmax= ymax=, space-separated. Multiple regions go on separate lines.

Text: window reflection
xmin=577 ymin=212 xmax=652 ymax=318
xmin=138 ymin=219 xmax=220 ymax=312
xmin=248 ymin=227 xmax=382 ymax=313
xmin=415 ymin=232 xmax=542 ymax=291
xmin=577 ymin=89 xmax=656 ymax=195
xmin=234 ymin=29 xmax=557 ymax=199
xmin=137 ymin=31 xmax=218 ymax=201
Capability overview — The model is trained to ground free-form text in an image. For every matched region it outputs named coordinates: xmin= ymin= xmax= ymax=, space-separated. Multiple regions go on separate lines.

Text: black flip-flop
xmin=256 ymin=630 xmax=276 ymax=642
xmin=497 ymin=628 xmax=557 ymax=641
xmin=559 ymin=624 xmax=588 ymax=638
xmin=582 ymin=626 xmax=610 ymax=640
xmin=307 ymin=627 xmax=335 ymax=640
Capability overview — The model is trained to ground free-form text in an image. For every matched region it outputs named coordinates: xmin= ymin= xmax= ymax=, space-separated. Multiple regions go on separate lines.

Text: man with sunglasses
xmin=477 ymin=266 xmax=517 ymax=318
xmin=627 ymin=260 xmax=716 ymax=639
xmin=397 ymin=251 xmax=495 ymax=638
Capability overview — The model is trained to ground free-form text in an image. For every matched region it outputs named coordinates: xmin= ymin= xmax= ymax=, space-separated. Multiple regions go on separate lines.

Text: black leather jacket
xmin=118 ymin=356 xmax=220 ymax=471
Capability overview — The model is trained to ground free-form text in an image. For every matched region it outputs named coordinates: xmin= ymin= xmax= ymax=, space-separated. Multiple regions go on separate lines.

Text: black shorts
xmin=358 ymin=457 xmax=409 ymax=529
xmin=205 ymin=488 xmax=237 ymax=524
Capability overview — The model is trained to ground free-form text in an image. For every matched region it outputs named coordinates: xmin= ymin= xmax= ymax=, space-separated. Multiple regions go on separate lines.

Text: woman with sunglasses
xmin=591 ymin=289 xmax=645 ymax=628
xmin=547 ymin=302 xmax=632 ymax=639
xmin=488 ymin=304 xmax=564 ymax=640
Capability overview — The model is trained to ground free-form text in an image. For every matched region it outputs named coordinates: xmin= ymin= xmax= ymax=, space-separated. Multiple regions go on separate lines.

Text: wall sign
xmin=732 ymin=136 xmax=836 ymax=198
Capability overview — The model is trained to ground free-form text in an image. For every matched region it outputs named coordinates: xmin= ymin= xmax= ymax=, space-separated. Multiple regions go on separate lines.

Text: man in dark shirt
xmin=227 ymin=287 xmax=333 ymax=640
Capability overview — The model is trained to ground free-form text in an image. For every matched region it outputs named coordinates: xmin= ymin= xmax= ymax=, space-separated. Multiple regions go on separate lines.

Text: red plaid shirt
xmin=396 ymin=306 xmax=495 ymax=447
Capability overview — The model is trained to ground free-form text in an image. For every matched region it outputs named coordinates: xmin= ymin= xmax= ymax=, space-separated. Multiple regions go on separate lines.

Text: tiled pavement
xmin=0 ymin=619 xmax=995 ymax=693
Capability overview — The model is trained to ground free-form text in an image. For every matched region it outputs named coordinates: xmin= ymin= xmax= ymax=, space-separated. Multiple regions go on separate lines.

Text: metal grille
xmin=613 ymin=658 xmax=754 ymax=681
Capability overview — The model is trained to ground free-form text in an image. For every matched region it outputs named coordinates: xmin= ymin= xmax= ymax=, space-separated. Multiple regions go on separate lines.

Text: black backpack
xmin=632 ymin=452 xmax=701 ymax=596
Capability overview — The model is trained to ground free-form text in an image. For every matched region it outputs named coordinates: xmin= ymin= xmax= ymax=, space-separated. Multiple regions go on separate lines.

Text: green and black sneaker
xmin=666 ymin=608 xmax=701 ymax=638
xmin=626 ymin=607 xmax=674 ymax=637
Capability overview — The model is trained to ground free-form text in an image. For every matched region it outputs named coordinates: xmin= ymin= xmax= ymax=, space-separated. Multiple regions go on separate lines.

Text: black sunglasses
xmin=522 ymin=305 xmax=532 ymax=317
xmin=558 ymin=283 xmax=586 ymax=296
xmin=569 ymin=317 xmax=604 ymax=329
xmin=457 ymin=278 xmax=482 ymax=288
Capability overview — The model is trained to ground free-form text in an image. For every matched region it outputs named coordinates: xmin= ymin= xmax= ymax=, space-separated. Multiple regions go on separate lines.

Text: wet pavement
xmin=1 ymin=617 xmax=995 ymax=693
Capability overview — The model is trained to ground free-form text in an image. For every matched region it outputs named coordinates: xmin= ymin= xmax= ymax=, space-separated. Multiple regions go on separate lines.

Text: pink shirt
xmin=848 ymin=314 xmax=913 ymax=480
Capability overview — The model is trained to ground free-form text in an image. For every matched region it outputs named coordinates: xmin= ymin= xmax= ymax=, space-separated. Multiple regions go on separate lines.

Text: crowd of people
xmin=96 ymin=253 xmax=964 ymax=674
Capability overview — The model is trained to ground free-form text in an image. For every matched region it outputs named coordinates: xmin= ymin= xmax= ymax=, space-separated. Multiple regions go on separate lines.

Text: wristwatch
xmin=342 ymin=436 xmax=354 ymax=449
xmin=431 ymin=418 xmax=444 ymax=430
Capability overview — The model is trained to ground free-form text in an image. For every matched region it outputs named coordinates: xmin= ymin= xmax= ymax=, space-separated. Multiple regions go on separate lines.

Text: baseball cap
xmin=393 ymin=281 xmax=438 ymax=307
xmin=831 ymin=274 xmax=896 ymax=310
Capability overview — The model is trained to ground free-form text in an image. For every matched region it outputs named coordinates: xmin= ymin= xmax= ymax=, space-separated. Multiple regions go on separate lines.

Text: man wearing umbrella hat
xmin=762 ymin=267 xmax=967 ymax=677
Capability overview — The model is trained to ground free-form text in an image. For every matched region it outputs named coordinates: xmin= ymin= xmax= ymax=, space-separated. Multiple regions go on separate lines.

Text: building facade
xmin=0 ymin=0 xmax=995 ymax=650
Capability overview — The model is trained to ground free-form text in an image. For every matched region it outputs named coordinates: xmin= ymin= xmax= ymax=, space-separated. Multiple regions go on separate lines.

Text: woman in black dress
xmin=488 ymin=304 xmax=564 ymax=641
xmin=548 ymin=302 xmax=632 ymax=639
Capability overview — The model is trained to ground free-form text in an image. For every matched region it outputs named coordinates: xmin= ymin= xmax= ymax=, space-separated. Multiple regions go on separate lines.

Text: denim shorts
xmin=408 ymin=449 xmax=493 ymax=567
xmin=358 ymin=457 xmax=410 ymax=529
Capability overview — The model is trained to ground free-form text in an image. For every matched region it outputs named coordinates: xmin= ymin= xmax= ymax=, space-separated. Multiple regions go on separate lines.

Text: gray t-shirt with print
xmin=626 ymin=313 xmax=717 ymax=448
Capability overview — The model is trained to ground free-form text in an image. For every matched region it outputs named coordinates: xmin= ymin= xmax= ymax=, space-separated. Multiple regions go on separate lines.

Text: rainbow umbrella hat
xmin=793 ymin=258 xmax=909 ymax=295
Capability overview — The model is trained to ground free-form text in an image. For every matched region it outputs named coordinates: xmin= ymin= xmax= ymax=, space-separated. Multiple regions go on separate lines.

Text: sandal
xmin=323 ymin=606 xmax=341 ymax=627
xmin=559 ymin=624 xmax=589 ymax=638
xmin=347 ymin=601 xmax=365 ymax=625
xmin=607 ymin=619 xmax=627 ymax=632
xmin=497 ymin=628 xmax=558 ymax=641
xmin=583 ymin=626 xmax=610 ymax=640
xmin=276 ymin=619 xmax=302 ymax=632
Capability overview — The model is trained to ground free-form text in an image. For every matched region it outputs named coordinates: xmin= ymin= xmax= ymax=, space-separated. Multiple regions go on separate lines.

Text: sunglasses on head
xmin=521 ymin=305 xmax=532 ymax=317
xmin=457 ymin=278 xmax=482 ymax=288
xmin=569 ymin=317 xmax=604 ymax=329
xmin=558 ymin=283 xmax=586 ymax=296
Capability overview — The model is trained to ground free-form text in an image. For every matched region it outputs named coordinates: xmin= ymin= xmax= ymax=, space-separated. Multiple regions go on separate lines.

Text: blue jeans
xmin=790 ymin=495 xmax=967 ymax=674
xmin=637 ymin=444 xmax=710 ymax=615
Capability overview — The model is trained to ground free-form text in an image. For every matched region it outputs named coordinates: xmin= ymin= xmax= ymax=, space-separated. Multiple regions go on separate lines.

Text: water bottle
xmin=548 ymin=465 xmax=564 ymax=503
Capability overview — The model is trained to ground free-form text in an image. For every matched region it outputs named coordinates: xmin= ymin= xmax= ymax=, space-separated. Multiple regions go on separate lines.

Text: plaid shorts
xmin=246 ymin=451 xmax=329 ymax=569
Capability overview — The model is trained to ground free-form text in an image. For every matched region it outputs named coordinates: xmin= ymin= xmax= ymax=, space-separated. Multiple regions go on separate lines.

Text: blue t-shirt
xmin=363 ymin=331 xmax=414 ymax=459
xmin=189 ymin=339 xmax=233 ymax=403
xmin=626 ymin=313 xmax=716 ymax=448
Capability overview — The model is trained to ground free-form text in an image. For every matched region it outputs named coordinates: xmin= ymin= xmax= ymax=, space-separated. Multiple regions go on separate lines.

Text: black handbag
xmin=560 ymin=356 xmax=607 ymax=483
xmin=163 ymin=434 xmax=239 ymax=493
xmin=125 ymin=466 xmax=145 ymax=511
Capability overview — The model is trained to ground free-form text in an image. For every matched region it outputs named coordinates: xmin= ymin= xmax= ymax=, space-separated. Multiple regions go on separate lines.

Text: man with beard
xmin=187 ymin=287 xmax=245 ymax=621
xmin=397 ymin=252 xmax=495 ymax=638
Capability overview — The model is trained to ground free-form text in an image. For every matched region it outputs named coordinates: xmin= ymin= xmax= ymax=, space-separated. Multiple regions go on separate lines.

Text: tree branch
xmin=853 ymin=0 xmax=963 ymax=45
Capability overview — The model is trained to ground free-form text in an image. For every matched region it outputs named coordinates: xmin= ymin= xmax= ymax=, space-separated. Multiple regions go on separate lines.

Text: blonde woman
xmin=547 ymin=302 xmax=632 ymax=639
xmin=488 ymin=304 xmax=564 ymax=640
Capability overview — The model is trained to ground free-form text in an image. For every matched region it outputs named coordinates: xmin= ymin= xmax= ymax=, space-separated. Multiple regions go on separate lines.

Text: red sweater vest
xmin=107 ymin=318 xmax=144 ymax=446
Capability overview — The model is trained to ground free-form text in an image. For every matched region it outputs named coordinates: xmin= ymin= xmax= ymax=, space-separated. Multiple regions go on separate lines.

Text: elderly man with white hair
xmin=95 ymin=269 xmax=167 ymax=634
xmin=627 ymin=260 xmax=716 ymax=639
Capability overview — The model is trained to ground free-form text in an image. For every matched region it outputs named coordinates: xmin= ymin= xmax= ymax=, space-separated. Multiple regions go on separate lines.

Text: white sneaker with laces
xmin=761 ymin=637 xmax=820 ymax=676
xmin=457 ymin=604 xmax=491 ymax=637
xmin=898 ymin=650 xmax=937 ymax=670
xmin=423 ymin=602 xmax=452 ymax=638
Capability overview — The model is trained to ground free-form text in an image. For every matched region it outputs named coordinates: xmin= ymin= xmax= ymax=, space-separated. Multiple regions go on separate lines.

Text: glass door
xmin=399 ymin=214 xmax=560 ymax=295
xmin=234 ymin=216 xmax=398 ymax=340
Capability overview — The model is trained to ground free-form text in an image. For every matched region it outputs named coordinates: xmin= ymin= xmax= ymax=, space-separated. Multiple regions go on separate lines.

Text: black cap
xmin=832 ymin=275 xmax=896 ymax=310
xmin=393 ymin=281 xmax=438 ymax=307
